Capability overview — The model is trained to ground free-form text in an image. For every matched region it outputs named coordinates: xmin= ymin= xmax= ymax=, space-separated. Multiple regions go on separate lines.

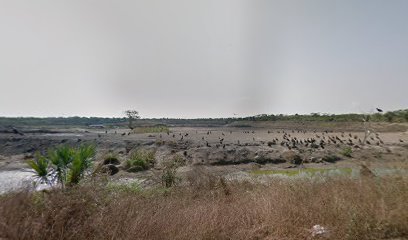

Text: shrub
xmin=161 ymin=168 xmax=178 ymax=188
xmin=125 ymin=149 xmax=155 ymax=172
xmin=161 ymin=155 xmax=185 ymax=188
xmin=341 ymin=147 xmax=353 ymax=158
xmin=27 ymin=153 xmax=50 ymax=185
xmin=384 ymin=111 xmax=396 ymax=122
xmin=28 ymin=145 xmax=96 ymax=188
xmin=68 ymin=145 xmax=95 ymax=185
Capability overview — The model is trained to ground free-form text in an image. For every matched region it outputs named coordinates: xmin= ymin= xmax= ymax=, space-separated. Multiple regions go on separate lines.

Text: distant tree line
xmin=243 ymin=109 xmax=408 ymax=123
xmin=0 ymin=117 xmax=126 ymax=127
xmin=0 ymin=109 xmax=407 ymax=127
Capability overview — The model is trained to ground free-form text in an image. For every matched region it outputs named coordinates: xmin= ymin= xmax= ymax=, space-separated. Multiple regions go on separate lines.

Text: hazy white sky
xmin=0 ymin=0 xmax=407 ymax=118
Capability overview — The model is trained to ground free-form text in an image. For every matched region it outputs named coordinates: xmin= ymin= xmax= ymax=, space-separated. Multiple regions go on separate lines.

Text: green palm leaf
xmin=27 ymin=153 xmax=49 ymax=183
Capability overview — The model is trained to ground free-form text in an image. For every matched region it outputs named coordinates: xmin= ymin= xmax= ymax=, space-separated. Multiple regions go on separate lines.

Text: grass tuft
xmin=125 ymin=149 xmax=155 ymax=172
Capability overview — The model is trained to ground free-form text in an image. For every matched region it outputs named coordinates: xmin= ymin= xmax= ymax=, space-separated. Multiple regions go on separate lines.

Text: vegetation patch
xmin=132 ymin=125 xmax=170 ymax=134
xmin=250 ymin=168 xmax=353 ymax=177
xmin=246 ymin=109 xmax=408 ymax=123
xmin=106 ymin=181 xmax=141 ymax=194
xmin=341 ymin=147 xmax=353 ymax=158
xmin=27 ymin=144 xmax=96 ymax=187
xmin=124 ymin=149 xmax=155 ymax=172
xmin=251 ymin=169 xmax=300 ymax=176
xmin=161 ymin=155 xmax=186 ymax=188
xmin=211 ymin=158 xmax=286 ymax=166
xmin=1 ymin=176 xmax=407 ymax=239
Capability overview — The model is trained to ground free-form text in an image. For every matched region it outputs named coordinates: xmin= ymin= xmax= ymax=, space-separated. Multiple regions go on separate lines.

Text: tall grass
xmin=0 ymin=175 xmax=407 ymax=239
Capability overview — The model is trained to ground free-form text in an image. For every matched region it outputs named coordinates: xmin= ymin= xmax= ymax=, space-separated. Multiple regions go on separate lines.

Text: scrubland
xmin=1 ymin=171 xmax=407 ymax=240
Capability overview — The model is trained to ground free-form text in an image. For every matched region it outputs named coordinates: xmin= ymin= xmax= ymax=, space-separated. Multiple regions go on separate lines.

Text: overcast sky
xmin=0 ymin=0 xmax=407 ymax=118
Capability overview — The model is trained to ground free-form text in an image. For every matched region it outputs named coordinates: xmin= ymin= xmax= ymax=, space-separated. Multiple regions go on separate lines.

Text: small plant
xmin=161 ymin=168 xmax=179 ymax=188
xmin=341 ymin=147 xmax=353 ymax=158
xmin=165 ymin=155 xmax=186 ymax=169
xmin=267 ymin=141 xmax=275 ymax=147
xmin=125 ymin=149 xmax=155 ymax=172
xmin=69 ymin=145 xmax=95 ymax=185
xmin=27 ymin=153 xmax=51 ymax=185
xmin=28 ymin=145 xmax=96 ymax=188
xmin=161 ymin=155 xmax=185 ymax=188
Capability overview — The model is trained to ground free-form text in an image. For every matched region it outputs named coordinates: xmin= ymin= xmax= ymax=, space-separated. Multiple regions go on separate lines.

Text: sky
xmin=0 ymin=0 xmax=407 ymax=118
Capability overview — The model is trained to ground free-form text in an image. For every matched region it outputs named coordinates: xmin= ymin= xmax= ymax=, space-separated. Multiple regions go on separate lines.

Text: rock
xmin=143 ymin=141 xmax=156 ymax=146
xmin=23 ymin=154 xmax=34 ymax=159
xmin=311 ymin=225 xmax=329 ymax=237
xmin=127 ymin=166 xmax=144 ymax=172
xmin=103 ymin=157 xmax=120 ymax=165
xmin=24 ymin=147 xmax=35 ymax=153
xmin=322 ymin=155 xmax=341 ymax=163
xmin=11 ymin=127 xmax=24 ymax=136
xmin=308 ymin=157 xmax=319 ymax=163
xmin=101 ymin=164 xmax=119 ymax=175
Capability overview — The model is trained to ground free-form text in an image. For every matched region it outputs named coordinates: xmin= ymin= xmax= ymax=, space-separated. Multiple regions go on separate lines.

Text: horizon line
xmin=0 ymin=109 xmax=406 ymax=120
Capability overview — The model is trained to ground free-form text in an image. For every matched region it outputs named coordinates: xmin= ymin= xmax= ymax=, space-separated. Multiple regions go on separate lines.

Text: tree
xmin=124 ymin=110 xmax=140 ymax=129
xmin=384 ymin=112 xmax=395 ymax=122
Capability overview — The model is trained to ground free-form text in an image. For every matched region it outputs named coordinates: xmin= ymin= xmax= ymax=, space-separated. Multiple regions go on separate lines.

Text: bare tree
xmin=124 ymin=110 xmax=140 ymax=129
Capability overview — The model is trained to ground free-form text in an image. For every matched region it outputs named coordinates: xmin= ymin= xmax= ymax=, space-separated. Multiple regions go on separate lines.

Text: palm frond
xmin=67 ymin=145 xmax=96 ymax=185
xmin=27 ymin=153 xmax=49 ymax=183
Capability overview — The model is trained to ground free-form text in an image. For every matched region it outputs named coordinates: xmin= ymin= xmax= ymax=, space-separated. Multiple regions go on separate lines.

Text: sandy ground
xmin=0 ymin=122 xmax=407 ymax=191
xmin=0 ymin=169 xmax=34 ymax=194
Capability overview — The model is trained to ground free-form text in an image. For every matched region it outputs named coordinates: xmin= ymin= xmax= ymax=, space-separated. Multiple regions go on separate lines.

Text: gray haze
xmin=0 ymin=0 xmax=407 ymax=118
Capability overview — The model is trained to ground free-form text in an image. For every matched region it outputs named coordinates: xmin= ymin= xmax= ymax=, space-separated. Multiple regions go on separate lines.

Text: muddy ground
xmin=1 ymin=121 xmax=407 ymax=191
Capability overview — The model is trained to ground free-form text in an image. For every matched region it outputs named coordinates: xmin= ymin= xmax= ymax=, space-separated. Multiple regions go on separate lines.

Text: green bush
xmin=69 ymin=145 xmax=95 ymax=185
xmin=125 ymin=149 xmax=155 ymax=172
xmin=384 ymin=112 xmax=396 ymax=122
xmin=28 ymin=145 xmax=96 ymax=188
xmin=341 ymin=147 xmax=353 ymax=158
xmin=27 ymin=153 xmax=50 ymax=184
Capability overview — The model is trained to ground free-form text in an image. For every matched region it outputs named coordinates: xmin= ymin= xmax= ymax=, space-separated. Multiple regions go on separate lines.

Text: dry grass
xmin=0 ymin=175 xmax=407 ymax=240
